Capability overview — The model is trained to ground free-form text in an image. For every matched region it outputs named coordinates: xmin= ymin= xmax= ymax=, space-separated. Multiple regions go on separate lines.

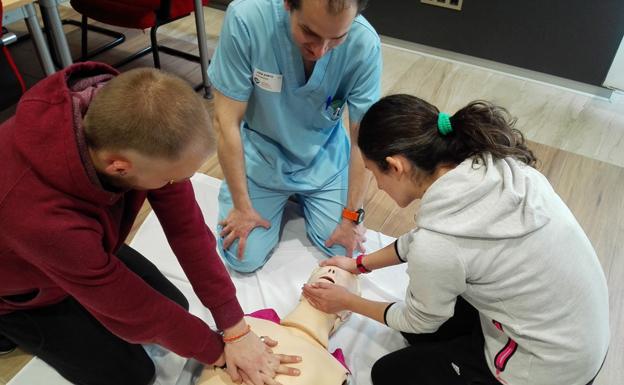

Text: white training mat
xmin=8 ymin=174 xmax=409 ymax=385
xmin=7 ymin=345 xmax=196 ymax=385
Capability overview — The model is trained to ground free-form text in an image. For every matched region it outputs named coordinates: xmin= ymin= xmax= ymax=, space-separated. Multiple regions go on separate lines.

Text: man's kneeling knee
xmin=223 ymin=254 xmax=268 ymax=273
xmin=220 ymin=246 xmax=271 ymax=273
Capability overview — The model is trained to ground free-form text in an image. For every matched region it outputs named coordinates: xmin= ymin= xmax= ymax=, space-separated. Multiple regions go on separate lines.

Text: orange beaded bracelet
xmin=222 ymin=324 xmax=251 ymax=344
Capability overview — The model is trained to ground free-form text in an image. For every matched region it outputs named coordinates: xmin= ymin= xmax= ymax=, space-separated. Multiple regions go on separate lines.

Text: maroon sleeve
xmin=9 ymin=210 xmax=227 ymax=364
xmin=147 ymin=181 xmax=244 ymax=330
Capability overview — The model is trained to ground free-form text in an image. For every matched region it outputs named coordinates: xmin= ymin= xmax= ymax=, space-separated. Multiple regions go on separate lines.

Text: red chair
xmin=69 ymin=0 xmax=212 ymax=97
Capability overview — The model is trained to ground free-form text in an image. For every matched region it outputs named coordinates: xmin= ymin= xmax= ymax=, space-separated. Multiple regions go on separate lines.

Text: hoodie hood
xmin=417 ymin=153 xmax=550 ymax=239
xmin=13 ymin=62 xmax=119 ymax=204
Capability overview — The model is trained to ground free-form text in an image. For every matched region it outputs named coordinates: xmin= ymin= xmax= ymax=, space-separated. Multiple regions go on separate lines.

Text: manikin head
xmin=304 ymin=265 xmax=360 ymax=334
xmin=284 ymin=0 xmax=368 ymax=62
xmin=83 ymin=68 xmax=213 ymax=191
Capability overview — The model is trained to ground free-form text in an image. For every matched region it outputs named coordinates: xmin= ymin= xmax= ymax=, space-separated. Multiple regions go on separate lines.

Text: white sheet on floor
xmin=8 ymin=174 xmax=409 ymax=385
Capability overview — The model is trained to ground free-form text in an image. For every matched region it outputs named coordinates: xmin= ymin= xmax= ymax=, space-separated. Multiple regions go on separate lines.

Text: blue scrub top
xmin=208 ymin=0 xmax=382 ymax=191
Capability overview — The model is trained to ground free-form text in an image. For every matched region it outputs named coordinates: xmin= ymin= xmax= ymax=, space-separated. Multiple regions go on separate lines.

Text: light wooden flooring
xmin=1 ymin=5 xmax=622 ymax=385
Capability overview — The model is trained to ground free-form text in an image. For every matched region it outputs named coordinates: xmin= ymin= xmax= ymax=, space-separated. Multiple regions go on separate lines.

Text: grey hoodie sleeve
xmin=386 ymin=229 xmax=467 ymax=333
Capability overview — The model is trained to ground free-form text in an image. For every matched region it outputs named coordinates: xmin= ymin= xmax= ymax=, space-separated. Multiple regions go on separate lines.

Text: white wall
xmin=605 ymin=36 xmax=624 ymax=91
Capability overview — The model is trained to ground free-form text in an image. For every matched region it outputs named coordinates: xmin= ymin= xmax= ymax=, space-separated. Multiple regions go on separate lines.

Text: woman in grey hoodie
xmin=303 ymin=94 xmax=609 ymax=385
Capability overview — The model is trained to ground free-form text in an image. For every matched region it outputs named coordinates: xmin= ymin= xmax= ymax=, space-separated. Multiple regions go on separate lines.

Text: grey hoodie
xmin=386 ymin=153 xmax=609 ymax=385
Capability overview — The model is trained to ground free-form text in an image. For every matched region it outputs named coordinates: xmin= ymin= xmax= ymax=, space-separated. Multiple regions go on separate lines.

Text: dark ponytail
xmin=358 ymin=94 xmax=537 ymax=174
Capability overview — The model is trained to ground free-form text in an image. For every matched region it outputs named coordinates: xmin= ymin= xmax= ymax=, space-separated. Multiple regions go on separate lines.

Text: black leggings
xmin=372 ymin=297 xmax=601 ymax=385
xmin=371 ymin=297 xmax=499 ymax=385
xmin=0 ymin=245 xmax=188 ymax=385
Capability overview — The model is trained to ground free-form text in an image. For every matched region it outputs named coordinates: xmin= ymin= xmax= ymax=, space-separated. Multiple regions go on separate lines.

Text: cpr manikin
xmin=197 ymin=266 xmax=360 ymax=385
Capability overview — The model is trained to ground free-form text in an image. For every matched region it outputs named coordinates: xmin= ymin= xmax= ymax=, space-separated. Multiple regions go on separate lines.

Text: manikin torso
xmin=197 ymin=267 xmax=357 ymax=385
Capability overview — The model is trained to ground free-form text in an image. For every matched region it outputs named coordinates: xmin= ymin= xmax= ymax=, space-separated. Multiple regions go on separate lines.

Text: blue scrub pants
xmin=217 ymin=169 xmax=348 ymax=273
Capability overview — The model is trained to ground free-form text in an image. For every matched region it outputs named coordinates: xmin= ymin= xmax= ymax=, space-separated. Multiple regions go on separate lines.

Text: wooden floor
xmin=1 ymin=5 xmax=622 ymax=385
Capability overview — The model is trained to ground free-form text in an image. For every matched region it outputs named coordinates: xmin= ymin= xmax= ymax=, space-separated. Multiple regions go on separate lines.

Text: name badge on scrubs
xmin=253 ymin=68 xmax=283 ymax=93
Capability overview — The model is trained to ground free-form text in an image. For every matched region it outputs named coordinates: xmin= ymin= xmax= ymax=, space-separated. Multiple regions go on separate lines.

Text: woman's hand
xmin=302 ymin=281 xmax=355 ymax=314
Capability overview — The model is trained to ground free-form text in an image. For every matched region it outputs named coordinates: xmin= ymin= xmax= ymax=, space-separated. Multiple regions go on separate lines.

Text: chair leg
xmin=192 ymin=0 xmax=212 ymax=99
xmin=81 ymin=16 xmax=88 ymax=60
xmin=64 ymin=18 xmax=126 ymax=62
xmin=147 ymin=21 xmax=212 ymax=98
xmin=112 ymin=46 xmax=152 ymax=68
xmin=64 ymin=11 xmax=212 ymax=97
xmin=150 ymin=25 xmax=161 ymax=69
xmin=158 ymin=46 xmax=206 ymax=63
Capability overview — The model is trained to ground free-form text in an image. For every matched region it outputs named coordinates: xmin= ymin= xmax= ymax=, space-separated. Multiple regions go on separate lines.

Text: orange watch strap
xmin=342 ymin=208 xmax=359 ymax=221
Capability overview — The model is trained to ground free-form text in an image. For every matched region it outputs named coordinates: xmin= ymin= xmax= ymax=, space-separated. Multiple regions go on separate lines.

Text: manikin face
xmin=285 ymin=0 xmax=357 ymax=62
xmin=308 ymin=265 xmax=359 ymax=294
xmin=306 ymin=265 xmax=360 ymax=333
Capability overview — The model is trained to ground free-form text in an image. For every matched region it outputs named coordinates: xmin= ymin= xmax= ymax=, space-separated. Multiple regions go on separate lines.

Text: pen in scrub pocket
xmin=330 ymin=99 xmax=343 ymax=119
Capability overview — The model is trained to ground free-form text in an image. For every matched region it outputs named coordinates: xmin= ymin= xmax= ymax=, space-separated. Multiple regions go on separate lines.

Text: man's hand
xmin=325 ymin=220 xmax=366 ymax=257
xmin=223 ymin=330 xmax=301 ymax=385
xmin=210 ymin=353 xmax=226 ymax=368
xmin=302 ymin=281 xmax=355 ymax=314
xmin=319 ymin=256 xmax=359 ymax=275
xmin=219 ymin=208 xmax=271 ymax=260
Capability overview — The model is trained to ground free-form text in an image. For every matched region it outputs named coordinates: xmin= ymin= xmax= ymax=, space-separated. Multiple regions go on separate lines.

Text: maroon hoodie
xmin=0 ymin=62 xmax=243 ymax=364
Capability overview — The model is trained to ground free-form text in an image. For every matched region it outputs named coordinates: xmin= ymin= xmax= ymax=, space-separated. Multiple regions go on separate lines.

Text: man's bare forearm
xmin=345 ymin=123 xmax=368 ymax=211
xmin=216 ymin=123 xmax=252 ymax=210
xmin=213 ymin=91 xmax=251 ymax=211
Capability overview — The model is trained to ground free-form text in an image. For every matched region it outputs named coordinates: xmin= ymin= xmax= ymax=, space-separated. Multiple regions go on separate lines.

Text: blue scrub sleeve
xmin=207 ymin=7 xmax=254 ymax=102
xmin=346 ymin=43 xmax=382 ymax=124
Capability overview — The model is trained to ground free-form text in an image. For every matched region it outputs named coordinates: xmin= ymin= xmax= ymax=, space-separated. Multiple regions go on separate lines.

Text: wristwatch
xmin=342 ymin=207 xmax=365 ymax=224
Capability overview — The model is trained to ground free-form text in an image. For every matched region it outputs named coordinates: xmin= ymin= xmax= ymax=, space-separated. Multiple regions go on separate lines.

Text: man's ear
xmin=283 ymin=0 xmax=291 ymax=12
xmin=101 ymin=154 xmax=133 ymax=177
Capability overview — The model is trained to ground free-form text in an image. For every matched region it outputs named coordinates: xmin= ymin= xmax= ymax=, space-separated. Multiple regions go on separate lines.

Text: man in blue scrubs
xmin=209 ymin=0 xmax=381 ymax=272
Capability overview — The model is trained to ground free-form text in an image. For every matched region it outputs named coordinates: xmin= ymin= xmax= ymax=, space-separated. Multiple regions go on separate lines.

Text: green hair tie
xmin=437 ymin=112 xmax=453 ymax=136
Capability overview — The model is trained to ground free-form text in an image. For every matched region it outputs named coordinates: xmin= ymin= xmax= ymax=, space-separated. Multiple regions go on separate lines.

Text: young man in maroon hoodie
xmin=0 ymin=62 xmax=299 ymax=385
